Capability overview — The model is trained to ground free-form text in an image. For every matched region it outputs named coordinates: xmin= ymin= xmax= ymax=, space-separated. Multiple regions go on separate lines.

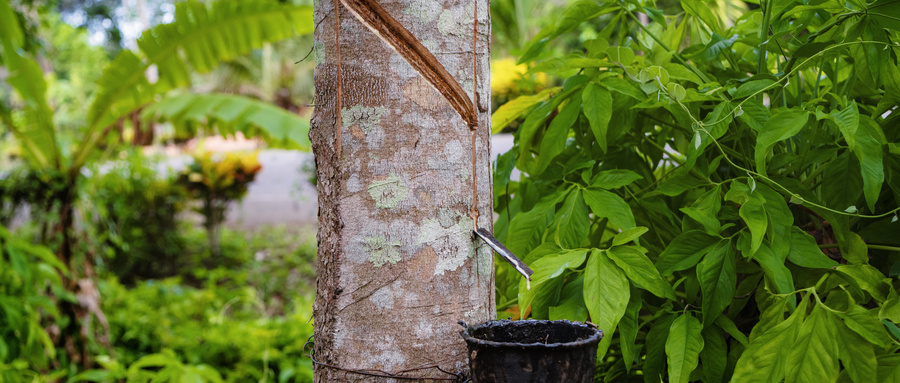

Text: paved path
xmin=221 ymin=134 xmax=515 ymax=229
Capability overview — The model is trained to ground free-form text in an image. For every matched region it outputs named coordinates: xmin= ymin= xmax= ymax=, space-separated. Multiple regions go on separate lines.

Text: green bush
xmin=84 ymin=152 xmax=188 ymax=284
xmin=494 ymin=0 xmax=900 ymax=382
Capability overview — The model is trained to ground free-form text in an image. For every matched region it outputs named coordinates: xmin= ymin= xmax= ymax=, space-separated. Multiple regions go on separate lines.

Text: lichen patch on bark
xmin=341 ymin=105 xmax=386 ymax=133
xmin=367 ymin=173 xmax=408 ymax=209
xmin=364 ymin=236 xmax=402 ymax=267
xmin=416 ymin=214 xmax=475 ymax=275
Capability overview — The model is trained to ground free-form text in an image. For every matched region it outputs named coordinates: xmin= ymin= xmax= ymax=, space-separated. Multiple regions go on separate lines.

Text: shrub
xmin=494 ymin=1 xmax=900 ymax=381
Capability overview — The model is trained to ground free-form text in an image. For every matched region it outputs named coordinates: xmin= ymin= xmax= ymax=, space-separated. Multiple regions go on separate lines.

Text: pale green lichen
xmin=417 ymin=214 xmax=475 ymax=275
xmin=365 ymin=236 xmax=401 ymax=267
xmin=367 ymin=173 xmax=408 ymax=209
xmin=313 ymin=41 xmax=325 ymax=66
xmin=341 ymin=105 xmax=386 ymax=133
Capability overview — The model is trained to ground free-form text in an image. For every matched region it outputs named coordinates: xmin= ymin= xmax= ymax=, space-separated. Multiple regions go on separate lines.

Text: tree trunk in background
xmin=310 ymin=0 xmax=493 ymax=381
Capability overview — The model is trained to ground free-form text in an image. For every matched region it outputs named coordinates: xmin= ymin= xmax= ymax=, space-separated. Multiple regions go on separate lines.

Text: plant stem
xmin=819 ymin=243 xmax=900 ymax=252
xmin=757 ymin=0 xmax=772 ymax=76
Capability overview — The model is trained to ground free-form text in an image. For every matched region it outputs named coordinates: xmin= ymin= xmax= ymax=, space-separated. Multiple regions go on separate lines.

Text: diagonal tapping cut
xmin=337 ymin=0 xmax=477 ymax=129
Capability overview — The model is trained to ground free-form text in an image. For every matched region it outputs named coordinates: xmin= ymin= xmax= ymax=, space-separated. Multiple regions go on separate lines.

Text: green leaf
xmin=590 ymin=169 xmax=643 ymax=189
xmin=852 ymin=116 xmax=885 ymax=212
xmin=142 ymin=93 xmax=310 ymax=149
xmin=666 ymin=313 xmax=705 ymax=383
xmin=607 ymin=246 xmax=676 ymax=300
xmin=732 ymin=79 xmax=775 ymax=99
xmin=838 ymin=323 xmax=877 ymax=383
xmin=583 ymin=188 xmax=636 ymax=230
xmin=519 ymin=249 xmax=588 ymax=317
xmin=754 ymin=241 xmax=795 ymax=294
xmin=869 ymin=0 xmax=900 ymax=32
xmin=732 ymin=297 xmax=808 ymax=381
xmin=549 ymin=276 xmax=588 ymax=322
xmin=739 ymin=191 xmax=767 ymax=257
xmin=491 ymin=87 xmax=560 ymax=133
xmin=697 ymin=241 xmax=736 ymax=325
xmin=583 ymin=82 xmax=613 ymax=152
xmin=583 ymin=249 xmax=630 ymax=358
xmin=81 ymin=0 xmax=313 ymax=167
xmin=877 ymin=354 xmax=900 ymax=383
xmin=619 ymin=290 xmax=642 ymax=371
xmin=680 ymin=185 xmax=722 ymax=234
xmin=655 ymin=231 xmax=721 ymax=276
xmin=536 ymin=94 xmax=580 ymax=173
xmin=835 ymin=264 xmax=890 ymax=302
xmin=551 ymin=189 xmax=590 ymax=249
xmin=613 ymin=227 xmax=649 ymax=246
xmin=787 ymin=226 xmax=839 ymax=268
xmin=754 ymin=109 xmax=810 ymax=176
xmin=680 ymin=0 xmax=721 ymax=33
xmin=644 ymin=314 xmax=676 ymax=383
xmin=700 ymin=326 xmax=728 ymax=383
xmin=505 ymin=192 xmax=565 ymax=256
xmin=519 ymin=0 xmax=608 ymax=62
xmin=606 ymin=46 xmax=635 ymax=64
xmin=837 ymin=306 xmax=891 ymax=348
xmin=715 ymin=315 xmax=749 ymax=346
xmin=785 ymin=306 xmax=839 ymax=383
xmin=830 ymin=102 xmax=860 ymax=148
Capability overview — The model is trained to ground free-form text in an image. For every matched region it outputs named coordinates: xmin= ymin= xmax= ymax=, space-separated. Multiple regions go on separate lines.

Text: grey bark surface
xmin=310 ymin=0 xmax=494 ymax=381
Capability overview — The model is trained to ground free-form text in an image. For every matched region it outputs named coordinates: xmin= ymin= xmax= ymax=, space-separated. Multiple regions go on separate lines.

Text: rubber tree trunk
xmin=310 ymin=0 xmax=493 ymax=381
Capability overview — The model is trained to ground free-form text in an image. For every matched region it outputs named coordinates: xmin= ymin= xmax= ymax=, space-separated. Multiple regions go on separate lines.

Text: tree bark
xmin=310 ymin=0 xmax=493 ymax=381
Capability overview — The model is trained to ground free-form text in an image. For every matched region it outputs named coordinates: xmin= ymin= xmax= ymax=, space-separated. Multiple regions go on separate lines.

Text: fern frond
xmin=77 ymin=0 xmax=313 ymax=166
xmin=141 ymin=93 xmax=310 ymax=150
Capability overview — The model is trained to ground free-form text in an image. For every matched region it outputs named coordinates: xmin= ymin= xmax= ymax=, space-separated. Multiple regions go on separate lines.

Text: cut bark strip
xmin=338 ymin=0 xmax=477 ymax=128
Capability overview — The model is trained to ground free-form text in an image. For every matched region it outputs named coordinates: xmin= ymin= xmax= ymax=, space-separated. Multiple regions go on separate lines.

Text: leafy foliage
xmin=495 ymin=0 xmax=900 ymax=381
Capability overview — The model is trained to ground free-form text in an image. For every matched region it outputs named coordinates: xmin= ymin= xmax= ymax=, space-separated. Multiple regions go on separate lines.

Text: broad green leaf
xmin=584 ymin=249 xmax=630 ymax=358
xmin=583 ymin=82 xmax=613 ymax=152
xmin=666 ymin=313 xmax=705 ymax=383
xmin=549 ymin=276 xmax=588 ymax=322
xmin=519 ymin=249 xmax=588 ymax=317
xmin=644 ymin=314 xmax=676 ymax=383
xmin=606 ymin=46 xmax=635 ymax=64
xmin=830 ymin=102 xmax=860 ymax=148
xmin=785 ymin=306 xmax=839 ymax=383
xmin=655 ymin=231 xmax=721 ymax=276
xmin=680 ymin=186 xmax=722 ymax=234
xmin=607 ymin=246 xmax=676 ymax=300
xmin=787 ymin=227 xmax=839 ymax=268
xmin=732 ymin=79 xmax=775 ymax=99
xmin=613 ymin=227 xmax=649 ymax=246
xmin=590 ymin=169 xmax=643 ymax=189
xmin=700 ymin=326 xmax=727 ymax=383
xmin=754 ymin=109 xmax=810 ymax=176
xmin=142 ymin=93 xmax=310 ymax=149
xmin=551 ymin=190 xmax=590 ymax=249
xmin=853 ymin=116 xmax=885 ymax=212
xmin=681 ymin=0 xmax=721 ymax=33
xmin=756 ymin=184 xmax=793 ymax=260
xmin=583 ymin=188 xmax=636 ymax=230
xmin=835 ymin=264 xmax=890 ymax=302
xmin=880 ymin=290 xmax=900 ymax=322
xmin=869 ymin=0 xmax=900 ymax=32
xmin=844 ymin=232 xmax=869 ymax=264
xmin=733 ymin=297 xmax=808 ymax=381
xmin=715 ymin=315 xmax=749 ymax=346
xmin=619 ymin=290 xmax=642 ymax=371
xmin=754 ymin=241 xmax=795 ymax=294
xmin=505 ymin=191 xmax=566 ymax=256
xmin=536 ymin=94 xmax=580 ymax=173
xmin=739 ymin=191 xmax=767 ymax=257
xmin=877 ymin=354 xmax=900 ymax=383
xmin=837 ymin=306 xmax=891 ymax=348
xmin=697 ymin=241 xmax=736 ymax=325
xmin=3 ymin=51 xmax=59 ymax=170
xmin=491 ymin=87 xmax=560 ymax=133
xmin=0 ymin=0 xmax=23 ymax=54
xmin=838 ymin=323 xmax=877 ymax=383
